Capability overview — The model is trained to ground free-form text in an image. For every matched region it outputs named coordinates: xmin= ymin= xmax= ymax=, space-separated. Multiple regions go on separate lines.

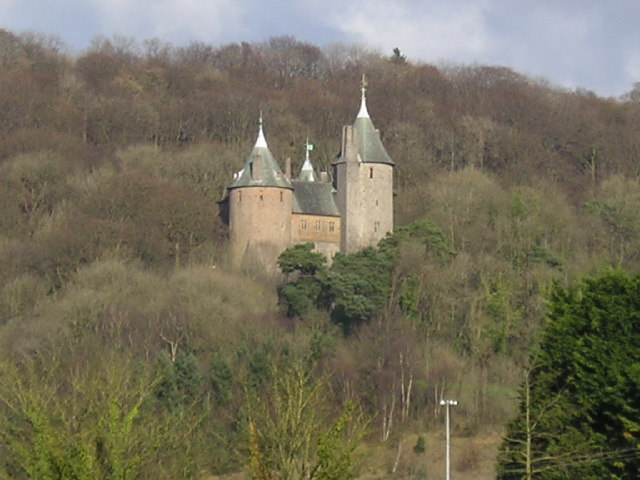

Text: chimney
xmin=285 ymin=157 xmax=292 ymax=179
xmin=342 ymin=125 xmax=358 ymax=162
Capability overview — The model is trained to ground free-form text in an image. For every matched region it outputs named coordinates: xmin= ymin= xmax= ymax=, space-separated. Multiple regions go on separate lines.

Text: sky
xmin=1 ymin=0 xmax=639 ymax=98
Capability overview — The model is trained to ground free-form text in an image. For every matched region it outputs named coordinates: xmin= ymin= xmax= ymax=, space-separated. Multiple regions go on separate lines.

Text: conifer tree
xmin=498 ymin=270 xmax=640 ymax=479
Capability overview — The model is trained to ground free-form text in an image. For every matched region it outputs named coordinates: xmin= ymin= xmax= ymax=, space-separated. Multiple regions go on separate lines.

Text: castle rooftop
xmin=229 ymin=115 xmax=292 ymax=190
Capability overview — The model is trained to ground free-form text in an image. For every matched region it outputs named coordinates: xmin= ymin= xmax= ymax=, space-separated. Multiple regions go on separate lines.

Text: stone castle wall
xmin=228 ymin=187 xmax=293 ymax=267
xmin=334 ymin=125 xmax=394 ymax=253
xmin=291 ymin=213 xmax=341 ymax=259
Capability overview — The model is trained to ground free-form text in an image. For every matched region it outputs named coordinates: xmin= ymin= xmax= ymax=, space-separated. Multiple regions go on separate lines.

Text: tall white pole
xmin=440 ymin=399 xmax=457 ymax=480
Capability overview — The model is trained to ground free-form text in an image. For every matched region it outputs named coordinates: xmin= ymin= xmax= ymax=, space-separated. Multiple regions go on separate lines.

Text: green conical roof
xmin=229 ymin=118 xmax=292 ymax=190
xmin=352 ymin=87 xmax=394 ymax=166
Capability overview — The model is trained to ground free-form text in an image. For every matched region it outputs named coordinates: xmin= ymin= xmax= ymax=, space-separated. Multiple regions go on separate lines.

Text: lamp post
xmin=440 ymin=399 xmax=457 ymax=480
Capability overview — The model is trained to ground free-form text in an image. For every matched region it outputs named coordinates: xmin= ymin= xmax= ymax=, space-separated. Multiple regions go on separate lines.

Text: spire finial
xmin=357 ymin=73 xmax=370 ymax=118
xmin=255 ymin=110 xmax=267 ymax=147
xmin=299 ymin=137 xmax=316 ymax=181
xmin=361 ymin=73 xmax=368 ymax=99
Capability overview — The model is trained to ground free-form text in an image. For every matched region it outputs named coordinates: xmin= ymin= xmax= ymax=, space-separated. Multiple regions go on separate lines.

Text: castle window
xmin=376 ymin=198 xmax=379 ymax=206
xmin=315 ymin=220 xmax=321 ymax=231
xmin=369 ymin=167 xmax=374 ymax=179
xmin=239 ymin=191 xmax=242 ymax=202
xmin=374 ymin=221 xmax=380 ymax=232
xmin=329 ymin=221 xmax=335 ymax=232
xmin=301 ymin=219 xmax=307 ymax=230
xmin=259 ymin=190 xmax=264 ymax=201
xmin=280 ymin=191 xmax=283 ymax=202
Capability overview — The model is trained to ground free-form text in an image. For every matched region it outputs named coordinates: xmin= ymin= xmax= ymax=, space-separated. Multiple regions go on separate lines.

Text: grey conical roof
xmin=229 ymin=119 xmax=292 ymax=190
xmin=298 ymin=146 xmax=317 ymax=182
xmin=352 ymin=89 xmax=394 ymax=166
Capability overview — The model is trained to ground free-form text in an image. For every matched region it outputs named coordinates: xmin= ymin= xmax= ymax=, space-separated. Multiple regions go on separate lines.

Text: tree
xmin=247 ymin=361 xmax=365 ymax=480
xmin=497 ymin=270 xmax=640 ymax=479
xmin=325 ymin=247 xmax=394 ymax=332
xmin=277 ymin=243 xmax=327 ymax=317
xmin=278 ymin=242 xmax=326 ymax=276
xmin=0 ymin=351 xmax=190 ymax=479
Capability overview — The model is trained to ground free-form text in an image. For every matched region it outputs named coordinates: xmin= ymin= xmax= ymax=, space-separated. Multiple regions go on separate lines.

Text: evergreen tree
xmin=497 ymin=270 xmax=640 ymax=479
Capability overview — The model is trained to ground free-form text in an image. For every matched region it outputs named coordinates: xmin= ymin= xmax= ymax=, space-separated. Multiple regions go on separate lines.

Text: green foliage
xmin=155 ymin=350 xmax=203 ymax=408
xmin=314 ymin=401 xmax=361 ymax=480
xmin=280 ymin=276 xmax=324 ymax=317
xmin=413 ymin=435 xmax=426 ymax=454
xmin=278 ymin=244 xmax=328 ymax=317
xmin=278 ymin=219 xmax=453 ymax=333
xmin=278 ymin=242 xmax=327 ymax=276
xmin=247 ymin=362 xmax=365 ymax=480
xmin=530 ymin=245 xmax=562 ymax=268
xmin=379 ymin=218 xmax=455 ymax=259
xmin=0 ymin=352 xmax=192 ymax=480
xmin=498 ymin=270 xmax=640 ymax=479
xmin=327 ymin=247 xmax=393 ymax=332
xmin=210 ymin=352 xmax=234 ymax=406
xmin=155 ymin=350 xmax=180 ymax=408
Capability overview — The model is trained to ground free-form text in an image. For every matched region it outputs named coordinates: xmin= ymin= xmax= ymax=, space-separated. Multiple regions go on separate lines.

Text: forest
xmin=1 ymin=28 xmax=640 ymax=479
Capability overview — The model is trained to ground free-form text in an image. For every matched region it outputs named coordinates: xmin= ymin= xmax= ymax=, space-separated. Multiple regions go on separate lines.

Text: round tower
xmin=228 ymin=117 xmax=293 ymax=269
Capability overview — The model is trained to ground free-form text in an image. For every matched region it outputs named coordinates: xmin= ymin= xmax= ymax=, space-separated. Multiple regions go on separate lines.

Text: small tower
xmin=291 ymin=140 xmax=341 ymax=259
xmin=227 ymin=115 xmax=293 ymax=269
xmin=298 ymin=139 xmax=317 ymax=182
xmin=334 ymin=76 xmax=394 ymax=253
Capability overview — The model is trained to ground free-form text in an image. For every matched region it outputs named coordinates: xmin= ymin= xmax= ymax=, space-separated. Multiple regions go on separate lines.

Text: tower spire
xmin=255 ymin=110 xmax=267 ymax=147
xmin=299 ymin=137 xmax=316 ymax=181
xmin=357 ymin=73 xmax=370 ymax=118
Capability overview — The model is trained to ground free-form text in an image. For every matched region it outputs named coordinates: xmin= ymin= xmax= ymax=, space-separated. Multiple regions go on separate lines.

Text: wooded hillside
xmin=1 ymin=29 xmax=640 ymax=478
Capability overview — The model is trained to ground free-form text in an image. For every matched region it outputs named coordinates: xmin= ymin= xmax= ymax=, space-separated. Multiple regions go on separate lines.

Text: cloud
xmin=325 ymin=0 xmax=492 ymax=61
xmin=86 ymin=0 xmax=246 ymax=45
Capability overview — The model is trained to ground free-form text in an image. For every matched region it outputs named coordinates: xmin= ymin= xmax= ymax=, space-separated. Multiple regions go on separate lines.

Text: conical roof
xmin=298 ymin=141 xmax=317 ymax=182
xmin=341 ymin=77 xmax=394 ymax=166
xmin=229 ymin=116 xmax=292 ymax=190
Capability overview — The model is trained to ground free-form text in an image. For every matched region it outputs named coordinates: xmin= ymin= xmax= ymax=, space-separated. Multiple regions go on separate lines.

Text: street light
xmin=440 ymin=399 xmax=457 ymax=480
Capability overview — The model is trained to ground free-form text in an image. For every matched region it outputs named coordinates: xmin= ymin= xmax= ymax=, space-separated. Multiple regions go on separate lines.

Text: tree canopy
xmin=498 ymin=270 xmax=640 ymax=480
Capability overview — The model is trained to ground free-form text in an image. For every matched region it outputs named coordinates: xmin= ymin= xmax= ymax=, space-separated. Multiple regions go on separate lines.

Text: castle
xmin=221 ymin=79 xmax=394 ymax=269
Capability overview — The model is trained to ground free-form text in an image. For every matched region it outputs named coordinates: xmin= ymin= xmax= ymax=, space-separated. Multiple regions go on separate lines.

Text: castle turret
xmin=333 ymin=76 xmax=394 ymax=253
xmin=291 ymin=141 xmax=341 ymax=260
xmin=298 ymin=140 xmax=317 ymax=182
xmin=227 ymin=116 xmax=293 ymax=269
